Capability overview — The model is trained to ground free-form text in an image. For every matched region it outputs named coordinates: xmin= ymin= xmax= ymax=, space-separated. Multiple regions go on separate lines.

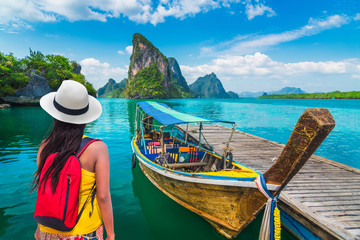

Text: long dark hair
xmin=32 ymin=119 xmax=86 ymax=193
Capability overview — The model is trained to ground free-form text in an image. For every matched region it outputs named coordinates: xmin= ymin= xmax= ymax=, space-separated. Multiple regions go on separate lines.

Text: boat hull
xmin=132 ymin=106 xmax=335 ymax=239
xmin=137 ymin=156 xmax=268 ymax=239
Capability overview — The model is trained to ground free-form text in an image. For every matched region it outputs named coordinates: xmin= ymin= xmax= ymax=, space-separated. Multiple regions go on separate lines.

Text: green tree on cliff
xmin=0 ymin=49 xmax=96 ymax=97
xmin=0 ymin=52 xmax=29 ymax=96
xmin=125 ymin=63 xmax=167 ymax=98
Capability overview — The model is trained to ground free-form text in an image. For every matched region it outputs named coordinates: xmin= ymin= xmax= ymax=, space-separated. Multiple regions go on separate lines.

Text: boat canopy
xmin=137 ymin=101 xmax=235 ymax=126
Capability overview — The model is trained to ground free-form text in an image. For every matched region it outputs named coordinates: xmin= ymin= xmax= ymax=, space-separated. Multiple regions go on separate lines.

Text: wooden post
xmin=185 ymin=123 xmax=189 ymax=144
xmin=223 ymin=123 xmax=237 ymax=169
xmin=140 ymin=121 xmax=147 ymax=154
xmin=134 ymin=106 xmax=138 ymax=133
xmin=160 ymin=126 xmax=166 ymax=167
xmin=198 ymin=122 xmax=203 ymax=149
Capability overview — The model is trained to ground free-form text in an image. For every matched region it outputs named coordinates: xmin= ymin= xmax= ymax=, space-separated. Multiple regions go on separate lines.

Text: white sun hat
xmin=40 ymin=80 xmax=102 ymax=124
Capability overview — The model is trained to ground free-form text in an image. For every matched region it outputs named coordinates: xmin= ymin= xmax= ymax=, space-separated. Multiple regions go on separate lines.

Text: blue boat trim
xmin=137 ymin=101 xmax=235 ymax=126
xmin=281 ymin=209 xmax=322 ymax=240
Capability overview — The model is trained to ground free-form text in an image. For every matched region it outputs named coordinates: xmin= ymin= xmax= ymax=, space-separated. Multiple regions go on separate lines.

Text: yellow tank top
xmin=40 ymin=169 xmax=102 ymax=235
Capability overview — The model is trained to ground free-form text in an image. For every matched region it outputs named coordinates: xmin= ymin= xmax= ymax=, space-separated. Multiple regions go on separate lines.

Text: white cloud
xmin=0 ymin=0 xmax=221 ymax=27
xmin=117 ymin=50 xmax=125 ymax=55
xmin=0 ymin=0 xmax=276 ymax=29
xmin=125 ymin=46 xmax=133 ymax=54
xmin=354 ymin=13 xmax=360 ymax=21
xmin=80 ymin=58 xmax=128 ymax=89
xmin=1 ymin=18 xmax=34 ymax=33
xmin=203 ymin=14 xmax=351 ymax=56
xmin=0 ymin=1 xmax=57 ymax=24
xmin=180 ymin=52 xmax=360 ymax=85
xmin=245 ymin=1 xmax=276 ymax=20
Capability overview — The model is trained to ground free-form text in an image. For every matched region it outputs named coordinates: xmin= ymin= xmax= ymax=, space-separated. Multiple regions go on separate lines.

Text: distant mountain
xmin=227 ymin=91 xmax=239 ymax=98
xmin=168 ymin=57 xmax=193 ymax=98
xmin=98 ymin=78 xmax=119 ymax=96
xmin=239 ymin=87 xmax=306 ymax=98
xmin=189 ymin=73 xmax=230 ymax=98
xmin=269 ymin=87 xmax=306 ymax=95
xmin=98 ymin=78 xmax=126 ymax=98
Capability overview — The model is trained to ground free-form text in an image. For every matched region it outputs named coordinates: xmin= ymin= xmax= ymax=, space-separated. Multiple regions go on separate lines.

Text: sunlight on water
xmin=0 ymin=98 xmax=359 ymax=239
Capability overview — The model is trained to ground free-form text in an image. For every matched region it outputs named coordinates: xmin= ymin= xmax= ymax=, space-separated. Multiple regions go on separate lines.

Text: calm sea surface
xmin=1 ymin=98 xmax=359 ymax=239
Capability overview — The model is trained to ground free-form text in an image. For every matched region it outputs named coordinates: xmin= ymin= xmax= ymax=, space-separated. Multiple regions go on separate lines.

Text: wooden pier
xmin=185 ymin=125 xmax=360 ymax=240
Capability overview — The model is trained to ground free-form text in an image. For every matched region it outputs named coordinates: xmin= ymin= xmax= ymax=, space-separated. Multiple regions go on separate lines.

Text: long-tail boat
xmin=131 ymin=101 xmax=335 ymax=239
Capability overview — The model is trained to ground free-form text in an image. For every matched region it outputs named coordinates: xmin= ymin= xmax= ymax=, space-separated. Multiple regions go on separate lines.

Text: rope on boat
xmin=255 ymin=174 xmax=281 ymax=240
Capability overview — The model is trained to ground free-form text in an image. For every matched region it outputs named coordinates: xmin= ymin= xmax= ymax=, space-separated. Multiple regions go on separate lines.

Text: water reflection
xmin=126 ymin=99 xmax=140 ymax=136
xmin=0 ymin=207 xmax=14 ymax=238
xmin=131 ymin=163 xmax=225 ymax=240
xmin=130 ymin=160 xmax=295 ymax=240
xmin=0 ymin=106 xmax=52 ymax=162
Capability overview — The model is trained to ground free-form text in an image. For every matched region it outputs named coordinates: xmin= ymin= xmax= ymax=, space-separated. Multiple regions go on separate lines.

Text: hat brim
xmin=40 ymin=92 xmax=102 ymax=124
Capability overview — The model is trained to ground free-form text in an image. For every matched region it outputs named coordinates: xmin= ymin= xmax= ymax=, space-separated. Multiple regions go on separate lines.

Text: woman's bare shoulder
xmin=87 ymin=140 xmax=109 ymax=155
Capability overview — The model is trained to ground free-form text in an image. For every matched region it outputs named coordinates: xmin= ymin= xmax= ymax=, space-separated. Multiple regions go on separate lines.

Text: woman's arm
xmin=94 ymin=141 xmax=115 ymax=240
xmin=34 ymin=224 xmax=40 ymax=240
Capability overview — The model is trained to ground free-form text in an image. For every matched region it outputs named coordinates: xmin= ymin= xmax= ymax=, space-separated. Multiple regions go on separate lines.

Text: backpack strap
xmin=76 ymin=137 xmax=101 ymax=158
xmin=77 ymin=182 xmax=96 ymax=222
xmin=75 ymin=137 xmax=101 ymax=222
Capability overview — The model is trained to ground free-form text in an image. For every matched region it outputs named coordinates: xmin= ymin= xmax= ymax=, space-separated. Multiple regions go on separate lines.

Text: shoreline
xmin=258 ymin=91 xmax=360 ymax=99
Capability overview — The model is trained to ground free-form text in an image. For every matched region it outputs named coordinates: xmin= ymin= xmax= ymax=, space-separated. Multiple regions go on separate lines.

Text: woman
xmin=32 ymin=80 xmax=115 ymax=240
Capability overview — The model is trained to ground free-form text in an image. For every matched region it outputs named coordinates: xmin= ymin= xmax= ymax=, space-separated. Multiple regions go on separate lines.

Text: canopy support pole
xmin=160 ymin=126 xmax=166 ymax=167
xmin=198 ymin=122 xmax=203 ymax=149
xmin=140 ymin=121 xmax=147 ymax=154
xmin=135 ymin=106 xmax=138 ymax=133
xmin=171 ymin=125 xmax=174 ymax=140
xmin=223 ymin=123 xmax=237 ymax=169
xmin=185 ymin=123 xmax=189 ymax=144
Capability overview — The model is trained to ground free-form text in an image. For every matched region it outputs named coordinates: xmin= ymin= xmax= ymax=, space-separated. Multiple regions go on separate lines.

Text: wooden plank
xmin=347 ymin=229 xmax=360 ymax=237
xmin=309 ymin=205 xmax=360 ymax=211
xmin=302 ymin=201 xmax=360 ymax=207
xmin=322 ymin=211 xmax=360 ymax=217
xmin=284 ymin=192 xmax=360 ymax=197
xmin=330 ymin=215 xmax=360 ymax=221
xmin=288 ymin=197 xmax=360 ymax=203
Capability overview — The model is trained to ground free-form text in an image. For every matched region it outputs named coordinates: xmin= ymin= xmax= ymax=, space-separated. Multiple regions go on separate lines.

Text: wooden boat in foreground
xmin=131 ymin=101 xmax=335 ymax=239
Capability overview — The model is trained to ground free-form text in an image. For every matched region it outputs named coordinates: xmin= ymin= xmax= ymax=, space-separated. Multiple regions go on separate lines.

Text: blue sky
xmin=0 ymin=0 xmax=359 ymax=93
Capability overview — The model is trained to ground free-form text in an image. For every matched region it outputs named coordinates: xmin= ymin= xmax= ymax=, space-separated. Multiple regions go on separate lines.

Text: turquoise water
xmin=0 ymin=98 xmax=359 ymax=239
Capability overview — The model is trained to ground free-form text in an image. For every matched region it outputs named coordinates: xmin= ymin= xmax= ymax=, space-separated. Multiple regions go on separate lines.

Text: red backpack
xmin=34 ymin=137 xmax=100 ymax=231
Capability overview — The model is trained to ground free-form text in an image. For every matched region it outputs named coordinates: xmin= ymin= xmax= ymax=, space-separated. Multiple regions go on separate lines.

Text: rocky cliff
xmin=2 ymin=71 xmax=52 ymax=105
xmin=16 ymin=70 xmax=52 ymax=97
xmin=126 ymin=33 xmax=171 ymax=98
xmin=125 ymin=33 xmax=192 ymax=99
xmin=98 ymin=78 xmax=126 ymax=98
xmin=98 ymin=78 xmax=120 ymax=96
xmin=189 ymin=73 xmax=230 ymax=98
xmin=227 ymin=91 xmax=239 ymax=98
xmin=168 ymin=57 xmax=192 ymax=98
